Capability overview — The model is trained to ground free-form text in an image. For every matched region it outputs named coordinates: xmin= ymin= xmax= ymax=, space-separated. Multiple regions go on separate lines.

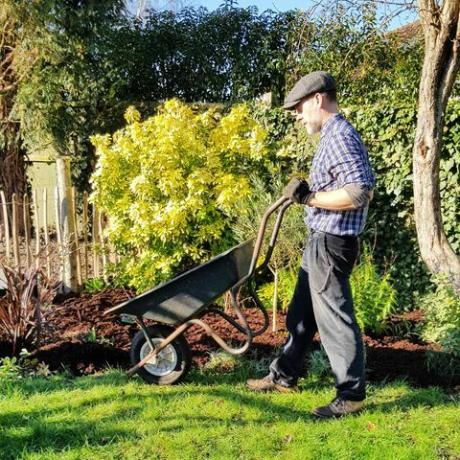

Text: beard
xmin=305 ymin=118 xmax=322 ymax=135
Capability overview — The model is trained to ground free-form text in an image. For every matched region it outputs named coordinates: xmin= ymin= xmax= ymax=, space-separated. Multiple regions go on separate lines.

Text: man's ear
xmin=316 ymin=92 xmax=326 ymax=108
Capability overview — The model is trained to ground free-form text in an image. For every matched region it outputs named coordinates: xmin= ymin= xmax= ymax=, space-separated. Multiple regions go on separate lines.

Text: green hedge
xmin=350 ymin=100 xmax=460 ymax=308
xmin=250 ymin=98 xmax=460 ymax=311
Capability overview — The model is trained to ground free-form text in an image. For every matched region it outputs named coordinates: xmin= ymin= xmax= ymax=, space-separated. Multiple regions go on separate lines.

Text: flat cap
xmin=282 ymin=71 xmax=336 ymax=110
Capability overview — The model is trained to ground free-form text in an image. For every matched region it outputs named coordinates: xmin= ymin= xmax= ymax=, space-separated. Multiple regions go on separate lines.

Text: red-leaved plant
xmin=0 ymin=262 xmax=60 ymax=355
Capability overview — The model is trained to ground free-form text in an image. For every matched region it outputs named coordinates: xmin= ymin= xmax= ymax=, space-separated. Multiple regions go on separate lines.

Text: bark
xmin=0 ymin=11 xmax=27 ymax=234
xmin=413 ymin=0 xmax=460 ymax=292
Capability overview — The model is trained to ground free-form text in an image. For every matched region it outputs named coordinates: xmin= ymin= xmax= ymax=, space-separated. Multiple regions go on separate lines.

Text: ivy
xmin=251 ymin=96 xmax=460 ymax=311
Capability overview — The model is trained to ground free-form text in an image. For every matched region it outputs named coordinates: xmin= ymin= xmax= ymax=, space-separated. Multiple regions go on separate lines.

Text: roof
xmin=387 ymin=21 xmax=422 ymax=42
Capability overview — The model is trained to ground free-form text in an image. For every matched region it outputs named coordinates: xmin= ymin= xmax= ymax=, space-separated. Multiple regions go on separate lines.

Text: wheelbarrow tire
xmin=130 ymin=325 xmax=191 ymax=385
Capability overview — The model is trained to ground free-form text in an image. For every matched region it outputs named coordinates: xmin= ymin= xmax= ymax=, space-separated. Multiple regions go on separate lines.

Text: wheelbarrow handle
xmin=231 ymin=196 xmax=291 ymax=291
xmin=248 ymin=196 xmax=292 ymax=276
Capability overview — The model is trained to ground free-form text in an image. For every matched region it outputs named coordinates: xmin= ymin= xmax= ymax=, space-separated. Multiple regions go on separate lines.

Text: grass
xmin=0 ymin=363 xmax=459 ymax=460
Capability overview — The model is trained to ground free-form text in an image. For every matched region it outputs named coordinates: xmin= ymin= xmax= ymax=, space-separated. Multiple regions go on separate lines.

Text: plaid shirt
xmin=306 ymin=113 xmax=375 ymax=236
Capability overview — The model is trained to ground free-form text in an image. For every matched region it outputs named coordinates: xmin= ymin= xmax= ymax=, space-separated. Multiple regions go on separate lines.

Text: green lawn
xmin=0 ymin=364 xmax=458 ymax=460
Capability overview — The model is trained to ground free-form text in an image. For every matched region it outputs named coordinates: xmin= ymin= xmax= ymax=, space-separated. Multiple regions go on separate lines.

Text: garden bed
xmin=0 ymin=288 xmax=457 ymax=389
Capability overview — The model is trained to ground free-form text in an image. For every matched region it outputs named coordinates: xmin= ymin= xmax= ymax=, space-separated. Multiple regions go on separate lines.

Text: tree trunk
xmin=0 ymin=10 xmax=27 ymax=234
xmin=413 ymin=0 xmax=460 ymax=292
xmin=0 ymin=105 xmax=27 ymax=237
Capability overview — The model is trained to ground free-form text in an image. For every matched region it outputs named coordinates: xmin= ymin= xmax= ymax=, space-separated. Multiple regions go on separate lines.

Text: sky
xmin=196 ymin=0 xmax=418 ymax=30
xmin=129 ymin=1 xmax=418 ymax=30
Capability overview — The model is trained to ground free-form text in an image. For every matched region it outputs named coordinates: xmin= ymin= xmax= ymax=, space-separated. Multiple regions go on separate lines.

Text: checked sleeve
xmin=327 ymin=132 xmax=375 ymax=190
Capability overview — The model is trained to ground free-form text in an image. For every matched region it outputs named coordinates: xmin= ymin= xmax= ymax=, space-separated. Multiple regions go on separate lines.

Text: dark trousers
xmin=269 ymin=230 xmax=366 ymax=401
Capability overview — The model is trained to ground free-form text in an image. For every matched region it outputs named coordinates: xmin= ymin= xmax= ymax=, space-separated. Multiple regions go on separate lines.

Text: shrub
xmin=419 ymin=276 xmax=460 ymax=357
xmin=351 ymin=244 xmax=396 ymax=335
xmin=91 ymin=99 xmax=268 ymax=292
xmin=0 ymin=263 xmax=59 ymax=355
xmin=231 ymin=174 xmax=306 ymax=268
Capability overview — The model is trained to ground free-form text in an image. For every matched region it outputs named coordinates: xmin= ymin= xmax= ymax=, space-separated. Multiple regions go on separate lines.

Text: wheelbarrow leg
xmin=136 ymin=316 xmax=155 ymax=350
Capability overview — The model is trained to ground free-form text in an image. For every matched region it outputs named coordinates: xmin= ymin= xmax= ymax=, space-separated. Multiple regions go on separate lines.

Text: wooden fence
xmin=0 ymin=187 xmax=118 ymax=292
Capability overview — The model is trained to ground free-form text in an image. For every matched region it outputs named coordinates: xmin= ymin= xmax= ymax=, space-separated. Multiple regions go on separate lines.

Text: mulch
xmin=0 ymin=288 xmax=458 ymax=389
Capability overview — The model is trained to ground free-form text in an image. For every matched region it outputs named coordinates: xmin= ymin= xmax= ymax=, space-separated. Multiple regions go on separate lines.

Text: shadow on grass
xmin=0 ymin=366 xmax=457 ymax=459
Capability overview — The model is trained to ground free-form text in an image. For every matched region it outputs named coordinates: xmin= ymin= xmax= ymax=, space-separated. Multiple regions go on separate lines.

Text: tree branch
xmin=0 ymin=19 xmax=12 ymax=51
xmin=440 ymin=3 xmax=460 ymax=109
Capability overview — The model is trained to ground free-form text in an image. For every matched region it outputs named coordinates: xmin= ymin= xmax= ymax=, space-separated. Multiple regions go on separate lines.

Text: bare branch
xmin=440 ymin=1 xmax=460 ymax=108
xmin=0 ymin=19 xmax=12 ymax=51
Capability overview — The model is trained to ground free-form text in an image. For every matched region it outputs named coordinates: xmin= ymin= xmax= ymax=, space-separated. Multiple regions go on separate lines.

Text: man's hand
xmin=283 ymin=177 xmax=312 ymax=204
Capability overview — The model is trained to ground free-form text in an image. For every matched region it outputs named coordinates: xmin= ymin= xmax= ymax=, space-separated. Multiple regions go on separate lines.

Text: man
xmin=246 ymin=71 xmax=376 ymax=419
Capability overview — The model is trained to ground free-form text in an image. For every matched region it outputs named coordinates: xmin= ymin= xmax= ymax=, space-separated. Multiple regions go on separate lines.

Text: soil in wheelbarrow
xmin=1 ymin=288 xmax=457 ymax=389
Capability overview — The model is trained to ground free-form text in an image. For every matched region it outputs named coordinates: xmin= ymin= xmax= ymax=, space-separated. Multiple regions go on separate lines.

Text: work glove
xmin=283 ymin=177 xmax=312 ymax=204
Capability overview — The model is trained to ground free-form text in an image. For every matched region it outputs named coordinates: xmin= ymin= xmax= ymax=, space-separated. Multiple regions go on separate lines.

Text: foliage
xmin=257 ymin=265 xmax=299 ymax=312
xmin=0 ymin=353 xmax=53 ymax=382
xmin=83 ymin=277 xmax=107 ymax=294
xmin=90 ymin=99 xmax=268 ymax=291
xmin=14 ymin=5 xmax=294 ymax=190
xmin=6 ymin=0 xmax=125 ymax=191
xmin=253 ymin=97 xmax=459 ymax=310
xmin=231 ymin=173 xmax=306 ymax=270
xmin=204 ymin=351 xmax=240 ymax=372
xmin=308 ymin=345 xmax=332 ymax=379
xmin=10 ymin=3 xmax=423 ymax=193
xmin=425 ymin=350 xmax=460 ymax=385
xmin=349 ymin=99 xmax=460 ymax=308
xmin=351 ymin=244 xmax=396 ymax=335
xmin=0 ymin=357 xmax=22 ymax=380
xmin=419 ymin=276 xmax=460 ymax=357
xmin=110 ymin=7 xmax=294 ymax=104
xmin=0 ymin=262 xmax=59 ymax=355
xmin=290 ymin=2 xmax=423 ymax=106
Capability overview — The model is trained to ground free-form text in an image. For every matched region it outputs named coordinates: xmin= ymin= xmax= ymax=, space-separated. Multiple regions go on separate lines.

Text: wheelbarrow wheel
xmin=130 ymin=325 xmax=191 ymax=385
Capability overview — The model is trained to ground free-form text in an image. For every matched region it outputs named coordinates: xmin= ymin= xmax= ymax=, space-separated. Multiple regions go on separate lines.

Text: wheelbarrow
xmin=105 ymin=196 xmax=292 ymax=384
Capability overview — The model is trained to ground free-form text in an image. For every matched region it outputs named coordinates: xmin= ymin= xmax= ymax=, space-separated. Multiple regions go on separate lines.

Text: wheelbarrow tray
xmin=106 ymin=239 xmax=254 ymax=325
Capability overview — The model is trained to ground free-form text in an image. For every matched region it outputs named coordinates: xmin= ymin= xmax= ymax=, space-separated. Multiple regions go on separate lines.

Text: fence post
xmin=0 ymin=191 xmax=11 ymax=264
xmin=56 ymin=157 xmax=79 ymax=293
xmin=12 ymin=193 xmax=20 ymax=269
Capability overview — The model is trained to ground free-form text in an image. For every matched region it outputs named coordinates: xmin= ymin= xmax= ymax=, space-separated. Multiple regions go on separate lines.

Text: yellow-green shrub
xmin=90 ymin=99 xmax=268 ymax=292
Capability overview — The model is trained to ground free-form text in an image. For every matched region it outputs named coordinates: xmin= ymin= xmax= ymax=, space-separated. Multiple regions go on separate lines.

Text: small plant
xmin=308 ymin=346 xmax=332 ymax=378
xmin=257 ymin=265 xmax=299 ymax=311
xmin=204 ymin=351 xmax=239 ymax=372
xmin=425 ymin=350 xmax=460 ymax=384
xmin=83 ymin=277 xmax=106 ymax=293
xmin=419 ymin=275 xmax=460 ymax=357
xmin=84 ymin=327 xmax=98 ymax=343
xmin=351 ymin=244 xmax=396 ymax=335
xmin=0 ymin=262 xmax=60 ymax=355
xmin=0 ymin=353 xmax=54 ymax=380
xmin=0 ymin=357 xmax=22 ymax=380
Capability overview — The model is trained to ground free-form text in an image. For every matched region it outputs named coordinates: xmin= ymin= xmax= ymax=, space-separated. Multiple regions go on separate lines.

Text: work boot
xmin=312 ymin=396 xmax=364 ymax=418
xmin=246 ymin=374 xmax=297 ymax=393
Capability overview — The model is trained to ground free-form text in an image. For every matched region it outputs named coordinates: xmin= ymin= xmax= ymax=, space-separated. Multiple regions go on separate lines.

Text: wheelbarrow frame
xmin=105 ymin=196 xmax=292 ymax=379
